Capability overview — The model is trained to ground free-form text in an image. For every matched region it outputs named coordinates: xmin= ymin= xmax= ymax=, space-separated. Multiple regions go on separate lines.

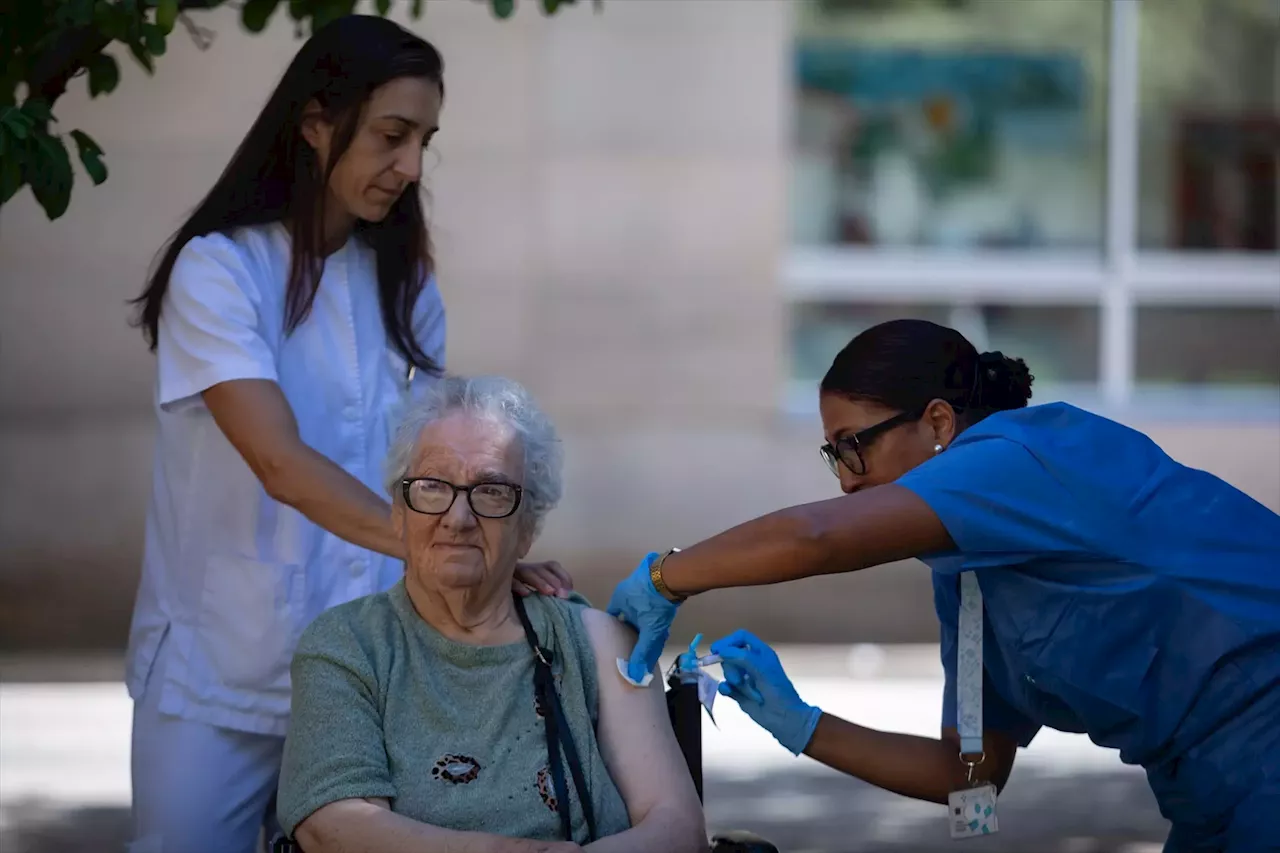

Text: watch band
xmin=650 ymin=548 xmax=685 ymax=602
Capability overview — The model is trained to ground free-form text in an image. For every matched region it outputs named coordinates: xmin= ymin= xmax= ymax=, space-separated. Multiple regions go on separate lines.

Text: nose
xmin=395 ymin=146 xmax=423 ymax=185
xmin=442 ymin=491 xmax=477 ymax=529
xmin=838 ymin=466 xmax=863 ymax=495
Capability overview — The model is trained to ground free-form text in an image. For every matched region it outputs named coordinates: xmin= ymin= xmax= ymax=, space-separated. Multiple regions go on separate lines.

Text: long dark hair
xmin=820 ymin=319 xmax=1034 ymax=424
xmin=130 ymin=14 xmax=444 ymax=374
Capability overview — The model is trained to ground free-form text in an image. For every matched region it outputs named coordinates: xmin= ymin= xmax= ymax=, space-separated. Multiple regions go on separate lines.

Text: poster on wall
xmin=792 ymin=45 xmax=1090 ymax=248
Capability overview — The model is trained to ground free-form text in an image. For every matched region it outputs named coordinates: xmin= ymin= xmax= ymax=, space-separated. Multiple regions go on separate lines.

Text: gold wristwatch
xmin=650 ymin=547 xmax=686 ymax=602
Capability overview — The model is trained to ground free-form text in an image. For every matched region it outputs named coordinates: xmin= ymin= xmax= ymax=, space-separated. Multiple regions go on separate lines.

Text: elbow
xmin=292 ymin=799 xmax=393 ymax=853
xmin=292 ymin=805 xmax=350 ymax=853
xmin=257 ymin=451 xmax=302 ymax=507
xmin=790 ymin=506 xmax=854 ymax=575
xmin=644 ymin=800 xmax=709 ymax=853
xmin=992 ymin=766 xmax=1014 ymax=797
xmin=294 ymin=817 xmax=326 ymax=853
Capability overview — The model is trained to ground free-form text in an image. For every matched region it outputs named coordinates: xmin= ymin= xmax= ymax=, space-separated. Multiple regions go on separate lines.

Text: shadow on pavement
xmin=3 ymin=768 xmax=1170 ymax=853
xmin=706 ymin=766 xmax=1170 ymax=853
xmin=1 ymin=803 xmax=132 ymax=853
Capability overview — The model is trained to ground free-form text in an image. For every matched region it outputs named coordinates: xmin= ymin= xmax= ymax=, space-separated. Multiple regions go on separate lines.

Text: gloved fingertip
xmin=627 ymin=657 xmax=652 ymax=685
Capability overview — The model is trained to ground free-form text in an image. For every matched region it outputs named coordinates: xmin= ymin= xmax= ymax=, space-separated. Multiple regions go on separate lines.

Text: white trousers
xmin=129 ymin=636 xmax=284 ymax=853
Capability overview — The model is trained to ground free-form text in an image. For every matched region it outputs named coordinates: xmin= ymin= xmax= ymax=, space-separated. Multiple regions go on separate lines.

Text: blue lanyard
xmin=957 ymin=572 xmax=984 ymax=761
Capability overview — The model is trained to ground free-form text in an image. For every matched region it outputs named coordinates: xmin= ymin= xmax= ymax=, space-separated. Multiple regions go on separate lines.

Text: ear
xmin=299 ymin=100 xmax=331 ymax=156
xmin=514 ymin=518 xmax=536 ymax=561
xmin=922 ymin=398 xmax=959 ymax=448
xmin=392 ymin=499 xmax=406 ymax=540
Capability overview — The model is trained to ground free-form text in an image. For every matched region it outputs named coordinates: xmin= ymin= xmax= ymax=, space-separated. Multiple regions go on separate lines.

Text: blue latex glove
xmin=711 ymin=629 xmax=823 ymax=756
xmin=606 ymin=552 xmax=681 ymax=685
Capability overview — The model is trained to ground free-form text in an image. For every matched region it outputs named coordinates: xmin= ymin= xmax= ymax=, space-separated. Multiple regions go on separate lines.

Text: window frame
xmin=782 ymin=0 xmax=1280 ymax=422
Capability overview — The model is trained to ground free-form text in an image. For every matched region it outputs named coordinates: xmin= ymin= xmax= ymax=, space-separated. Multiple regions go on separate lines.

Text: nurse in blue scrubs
xmin=607 ymin=318 xmax=1280 ymax=852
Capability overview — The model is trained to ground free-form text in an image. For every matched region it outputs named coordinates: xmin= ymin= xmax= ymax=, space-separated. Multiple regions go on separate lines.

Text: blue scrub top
xmin=896 ymin=403 xmax=1280 ymax=844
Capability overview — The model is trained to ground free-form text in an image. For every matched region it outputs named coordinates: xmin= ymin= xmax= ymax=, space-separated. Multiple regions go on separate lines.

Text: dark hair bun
xmin=976 ymin=351 xmax=1034 ymax=410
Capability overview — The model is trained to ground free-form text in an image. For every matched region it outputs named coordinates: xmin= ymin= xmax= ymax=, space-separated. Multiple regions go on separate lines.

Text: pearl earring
xmin=934 ymin=444 xmax=944 ymax=455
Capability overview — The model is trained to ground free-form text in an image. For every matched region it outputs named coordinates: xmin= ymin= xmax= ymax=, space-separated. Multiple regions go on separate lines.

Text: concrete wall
xmin=2 ymin=1 xmax=1277 ymax=651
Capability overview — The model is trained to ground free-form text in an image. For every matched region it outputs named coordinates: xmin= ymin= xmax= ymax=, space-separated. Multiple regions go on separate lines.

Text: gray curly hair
xmin=384 ymin=375 xmax=564 ymax=535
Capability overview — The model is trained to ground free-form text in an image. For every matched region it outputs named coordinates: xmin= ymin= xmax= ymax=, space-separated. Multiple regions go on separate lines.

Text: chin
xmin=356 ymin=203 xmax=394 ymax=223
xmin=429 ymin=562 xmax=489 ymax=589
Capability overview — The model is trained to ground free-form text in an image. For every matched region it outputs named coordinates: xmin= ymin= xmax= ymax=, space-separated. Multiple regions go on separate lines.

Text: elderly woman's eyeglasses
xmin=401 ymin=477 xmax=523 ymax=519
xmin=819 ymin=408 xmax=923 ymax=477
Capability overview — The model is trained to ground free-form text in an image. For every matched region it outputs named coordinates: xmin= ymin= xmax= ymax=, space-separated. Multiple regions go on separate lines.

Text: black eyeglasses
xmin=401 ymin=477 xmax=523 ymax=519
xmin=819 ymin=408 xmax=924 ymax=477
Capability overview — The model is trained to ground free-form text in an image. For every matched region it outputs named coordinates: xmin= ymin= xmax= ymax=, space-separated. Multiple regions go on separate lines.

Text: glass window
xmin=790 ymin=0 xmax=1109 ymax=251
xmin=1136 ymin=306 xmax=1280 ymax=387
xmin=1137 ymin=0 xmax=1279 ymax=251
xmin=789 ymin=302 xmax=1101 ymax=389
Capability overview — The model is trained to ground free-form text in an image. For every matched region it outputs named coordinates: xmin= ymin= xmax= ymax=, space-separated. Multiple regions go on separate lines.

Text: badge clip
xmin=948 ymin=751 xmax=998 ymax=839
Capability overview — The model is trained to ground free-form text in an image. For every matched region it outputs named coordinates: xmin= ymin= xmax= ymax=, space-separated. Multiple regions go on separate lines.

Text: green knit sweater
xmin=277 ymin=581 xmax=631 ymax=844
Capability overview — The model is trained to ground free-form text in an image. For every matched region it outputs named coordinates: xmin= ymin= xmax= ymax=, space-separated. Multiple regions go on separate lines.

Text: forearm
xmin=802 ymin=714 xmax=967 ymax=805
xmin=661 ymin=486 xmax=950 ymax=597
xmin=298 ymin=800 xmax=553 ymax=853
xmin=584 ymin=802 xmax=708 ymax=853
xmin=265 ymin=445 xmax=404 ymax=560
xmin=660 ymin=507 xmax=832 ymax=597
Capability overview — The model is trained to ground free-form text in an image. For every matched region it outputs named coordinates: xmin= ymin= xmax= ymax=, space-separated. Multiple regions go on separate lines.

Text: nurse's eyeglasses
xmin=401 ymin=477 xmax=523 ymax=519
xmin=820 ymin=408 xmax=924 ymax=477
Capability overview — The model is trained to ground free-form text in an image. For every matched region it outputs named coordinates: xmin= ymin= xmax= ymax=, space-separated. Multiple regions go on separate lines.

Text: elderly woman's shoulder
xmin=528 ymin=593 xmax=639 ymax=660
xmin=295 ymin=588 xmax=403 ymax=660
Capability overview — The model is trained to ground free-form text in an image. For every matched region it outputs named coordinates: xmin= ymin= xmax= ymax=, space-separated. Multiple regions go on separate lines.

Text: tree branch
xmin=25 ymin=28 xmax=111 ymax=104
xmin=24 ymin=0 xmax=222 ymax=104
xmin=179 ymin=13 xmax=217 ymax=50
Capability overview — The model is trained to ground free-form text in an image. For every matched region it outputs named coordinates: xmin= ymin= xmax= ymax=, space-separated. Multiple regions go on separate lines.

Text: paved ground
xmin=0 ymin=646 xmax=1172 ymax=853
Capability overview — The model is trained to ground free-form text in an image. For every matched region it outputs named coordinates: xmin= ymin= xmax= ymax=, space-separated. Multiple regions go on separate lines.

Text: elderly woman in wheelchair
xmin=275 ymin=375 xmax=708 ymax=852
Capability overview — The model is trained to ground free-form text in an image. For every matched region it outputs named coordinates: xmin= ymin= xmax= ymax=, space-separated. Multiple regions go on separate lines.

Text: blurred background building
xmin=2 ymin=2 xmax=1277 ymax=850
xmin=2 ymin=0 xmax=1278 ymax=655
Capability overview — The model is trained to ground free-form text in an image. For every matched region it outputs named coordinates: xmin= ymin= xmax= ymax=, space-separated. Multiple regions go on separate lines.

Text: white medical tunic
xmin=124 ymin=222 xmax=445 ymax=736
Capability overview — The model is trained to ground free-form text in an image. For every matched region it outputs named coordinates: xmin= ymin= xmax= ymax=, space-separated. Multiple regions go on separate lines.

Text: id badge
xmin=948 ymin=783 xmax=998 ymax=839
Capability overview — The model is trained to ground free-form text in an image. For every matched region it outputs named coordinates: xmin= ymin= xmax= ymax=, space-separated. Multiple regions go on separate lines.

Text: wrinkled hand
xmin=513 ymin=560 xmax=574 ymax=598
xmin=606 ymin=552 xmax=681 ymax=685
xmin=711 ymin=629 xmax=822 ymax=756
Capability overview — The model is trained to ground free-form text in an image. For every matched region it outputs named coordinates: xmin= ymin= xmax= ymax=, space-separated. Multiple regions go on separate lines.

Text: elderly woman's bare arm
xmin=280 ymin=619 xmax=583 ymax=853
xmin=295 ymin=798 xmax=583 ymax=853
xmin=580 ymin=609 xmax=710 ymax=853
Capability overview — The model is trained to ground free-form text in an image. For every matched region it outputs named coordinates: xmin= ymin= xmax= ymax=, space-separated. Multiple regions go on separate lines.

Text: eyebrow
xmin=472 ymin=469 xmax=518 ymax=486
xmin=377 ymin=114 xmax=438 ymax=133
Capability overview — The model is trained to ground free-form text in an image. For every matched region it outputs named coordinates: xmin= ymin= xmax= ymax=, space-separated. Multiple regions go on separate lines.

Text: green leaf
xmin=308 ymin=0 xmax=358 ymax=33
xmin=144 ymin=23 xmax=167 ymax=55
xmin=23 ymin=128 xmax=74 ymax=220
xmin=156 ymin=0 xmax=179 ymax=34
xmin=70 ymin=129 xmax=108 ymax=185
xmin=410 ymin=0 xmax=425 ymax=15
xmin=87 ymin=53 xmax=121 ymax=97
xmin=242 ymin=0 xmax=281 ymax=32
xmin=59 ymin=0 xmax=97 ymax=27
xmin=491 ymin=0 xmax=515 ymax=19
xmin=0 ymin=106 xmax=33 ymax=139
xmin=21 ymin=99 xmax=53 ymax=125
xmin=542 ymin=0 xmax=562 ymax=13
xmin=1 ymin=142 xmax=25 ymax=206
xmin=128 ymin=40 xmax=154 ymax=73
xmin=375 ymin=0 xmax=391 ymax=14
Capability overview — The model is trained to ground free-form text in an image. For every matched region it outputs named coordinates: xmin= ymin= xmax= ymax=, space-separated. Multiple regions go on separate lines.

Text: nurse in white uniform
xmin=122 ymin=16 xmax=572 ymax=853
